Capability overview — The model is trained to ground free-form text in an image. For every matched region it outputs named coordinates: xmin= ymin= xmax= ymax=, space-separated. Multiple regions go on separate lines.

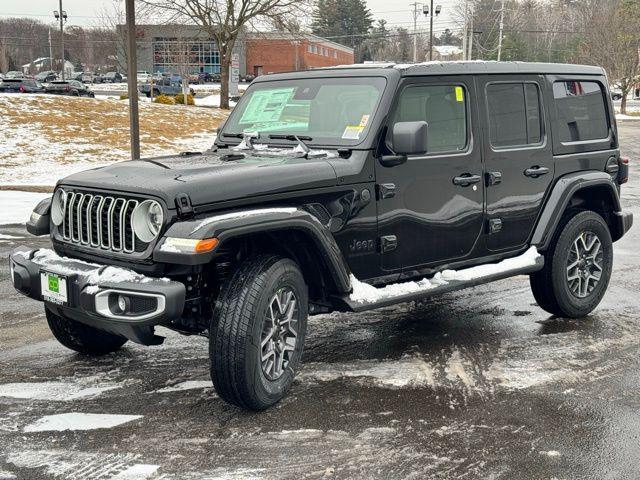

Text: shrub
xmin=153 ymin=94 xmax=175 ymax=105
xmin=175 ymin=93 xmax=195 ymax=105
xmin=119 ymin=93 xmax=128 ymax=100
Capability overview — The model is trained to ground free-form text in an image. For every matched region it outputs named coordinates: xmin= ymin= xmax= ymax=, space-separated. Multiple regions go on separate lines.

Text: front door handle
xmin=524 ymin=166 xmax=550 ymax=178
xmin=453 ymin=173 xmax=482 ymax=187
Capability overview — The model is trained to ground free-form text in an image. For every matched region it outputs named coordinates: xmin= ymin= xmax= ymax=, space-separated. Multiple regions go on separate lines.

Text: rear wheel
xmin=530 ymin=210 xmax=613 ymax=317
xmin=45 ymin=308 xmax=128 ymax=355
xmin=209 ymin=255 xmax=308 ymax=410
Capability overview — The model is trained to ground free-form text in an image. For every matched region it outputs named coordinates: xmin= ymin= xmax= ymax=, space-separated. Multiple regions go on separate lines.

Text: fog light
xmin=117 ymin=294 xmax=128 ymax=312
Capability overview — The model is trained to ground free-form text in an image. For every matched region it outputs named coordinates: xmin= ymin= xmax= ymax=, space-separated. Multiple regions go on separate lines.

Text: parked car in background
xmin=189 ymin=73 xmax=201 ymax=84
xmin=242 ymin=74 xmax=256 ymax=83
xmin=197 ymin=72 xmax=213 ymax=83
xmin=103 ymin=72 xmax=123 ymax=83
xmin=5 ymin=71 xmax=24 ymax=79
xmin=0 ymin=78 xmax=44 ymax=93
xmin=610 ymin=88 xmax=623 ymax=100
xmin=210 ymin=73 xmax=221 ymax=83
xmin=35 ymin=71 xmax=58 ymax=83
xmin=137 ymin=71 xmax=151 ymax=83
xmin=139 ymin=77 xmax=195 ymax=97
xmin=45 ymin=80 xmax=95 ymax=97
xmin=81 ymin=72 xmax=102 ymax=84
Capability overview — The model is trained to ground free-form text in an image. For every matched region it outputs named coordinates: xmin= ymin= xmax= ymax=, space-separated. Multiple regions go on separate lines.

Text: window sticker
xmin=239 ymin=88 xmax=295 ymax=124
xmin=455 ymin=86 xmax=464 ymax=102
xmin=359 ymin=114 xmax=370 ymax=127
xmin=342 ymin=125 xmax=364 ymax=139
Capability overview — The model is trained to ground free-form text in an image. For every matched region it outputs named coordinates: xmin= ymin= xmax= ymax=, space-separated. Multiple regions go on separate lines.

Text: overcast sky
xmin=1 ymin=0 xmax=462 ymax=34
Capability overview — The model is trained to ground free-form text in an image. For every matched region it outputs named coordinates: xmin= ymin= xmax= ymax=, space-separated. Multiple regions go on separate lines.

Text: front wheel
xmin=530 ymin=210 xmax=613 ymax=318
xmin=209 ymin=255 xmax=308 ymax=410
xmin=45 ymin=307 xmax=128 ymax=355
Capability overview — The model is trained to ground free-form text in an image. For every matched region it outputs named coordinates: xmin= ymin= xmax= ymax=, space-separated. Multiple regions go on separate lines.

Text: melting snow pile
xmin=192 ymin=207 xmax=298 ymax=233
xmin=25 ymin=248 xmax=169 ymax=285
xmin=350 ymin=246 xmax=540 ymax=304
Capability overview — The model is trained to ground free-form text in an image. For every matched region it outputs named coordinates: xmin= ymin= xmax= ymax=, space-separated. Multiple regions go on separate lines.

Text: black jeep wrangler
xmin=10 ymin=62 xmax=633 ymax=410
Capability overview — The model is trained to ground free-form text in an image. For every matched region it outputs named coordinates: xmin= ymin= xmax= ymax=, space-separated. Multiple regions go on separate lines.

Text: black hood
xmin=59 ymin=150 xmax=339 ymax=208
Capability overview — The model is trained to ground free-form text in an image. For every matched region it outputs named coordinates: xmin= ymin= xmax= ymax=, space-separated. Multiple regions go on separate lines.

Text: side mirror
xmin=379 ymin=121 xmax=428 ymax=167
xmin=393 ymin=121 xmax=428 ymax=155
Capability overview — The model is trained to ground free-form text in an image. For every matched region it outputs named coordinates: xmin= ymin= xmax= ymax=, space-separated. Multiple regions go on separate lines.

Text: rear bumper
xmin=9 ymin=247 xmax=186 ymax=345
xmin=613 ymin=210 xmax=633 ymax=241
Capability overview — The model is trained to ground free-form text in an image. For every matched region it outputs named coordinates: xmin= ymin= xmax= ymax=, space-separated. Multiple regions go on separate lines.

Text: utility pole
xmin=125 ymin=0 xmax=140 ymax=160
xmin=497 ymin=0 xmax=505 ymax=61
xmin=53 ymin=2 xmax=67 ymax=80
xmin=429 ymin=0 xmax=434 ymax=61
xmin=48 ymin=28 xmax=54 ymax=69
xmin=411 ymin=2 xmax=419 ymax=62
xmin=462 ymin=0 xmax=468 ymax=61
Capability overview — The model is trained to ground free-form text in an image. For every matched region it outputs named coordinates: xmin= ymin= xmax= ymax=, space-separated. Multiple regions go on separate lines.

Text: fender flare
xmin=154 ymin=208 xmax=352 ymax=293
xmin=530 ymin=171 xmax=622 ymax=250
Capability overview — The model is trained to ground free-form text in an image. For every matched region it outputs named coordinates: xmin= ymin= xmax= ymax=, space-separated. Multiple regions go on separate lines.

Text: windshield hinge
xmin=175 ymin=193 xmax=194 ymax=218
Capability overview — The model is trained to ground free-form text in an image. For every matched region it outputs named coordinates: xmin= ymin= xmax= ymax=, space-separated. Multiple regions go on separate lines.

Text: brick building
xmin=245 ymin=33 xmax=354 ymax=76
xmin=117 ymin=26 xmax=353 ymax=78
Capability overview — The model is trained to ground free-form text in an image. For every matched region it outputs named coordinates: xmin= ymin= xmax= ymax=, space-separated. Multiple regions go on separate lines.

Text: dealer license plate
xmin=40 ymin=272 xmax=68 ymax=305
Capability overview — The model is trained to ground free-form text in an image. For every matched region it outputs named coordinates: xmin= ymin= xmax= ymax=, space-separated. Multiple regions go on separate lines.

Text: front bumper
xmin=9 ymin=247 xmax=186 ymax=345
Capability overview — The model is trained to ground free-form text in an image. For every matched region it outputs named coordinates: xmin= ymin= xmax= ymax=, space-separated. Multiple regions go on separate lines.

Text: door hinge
xmin=486 ymin=171 xmax=502 ymax=186
xmin=377 ymin=183 xmax=396 ymax=199
xmin=488 ymin=218 xmax=502 ymax=234
xmin=380 ymin=235 xmax=398 ymax=253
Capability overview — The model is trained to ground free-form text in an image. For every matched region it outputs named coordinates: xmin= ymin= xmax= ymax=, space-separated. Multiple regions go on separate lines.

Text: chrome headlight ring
xmin=132 ymin=199 xmax=164 ymax=243
xmin=51 ymin=189 xmax=66 ymax=226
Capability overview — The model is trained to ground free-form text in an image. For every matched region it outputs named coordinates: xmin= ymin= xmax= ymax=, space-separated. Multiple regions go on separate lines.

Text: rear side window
xmin=486 ymin=82 xmax=543 ymax=148
xmin=553 ymin=81 xmax=608 ymax=142
xmin=390 ymin=84 xmax=468 ymax=154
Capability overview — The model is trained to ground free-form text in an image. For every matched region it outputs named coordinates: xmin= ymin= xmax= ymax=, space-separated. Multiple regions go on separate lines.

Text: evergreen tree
xmin=312 ymin=0 xmax=373 ymax=61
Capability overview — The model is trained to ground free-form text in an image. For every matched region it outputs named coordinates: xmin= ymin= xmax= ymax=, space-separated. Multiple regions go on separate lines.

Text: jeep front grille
xmin=61 ymin=191 xmax=139 ymax=253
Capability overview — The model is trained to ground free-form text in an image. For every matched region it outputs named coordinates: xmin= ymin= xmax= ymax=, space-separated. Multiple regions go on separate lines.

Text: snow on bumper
xmin=9 ymin=247 xmax=186 ymax=344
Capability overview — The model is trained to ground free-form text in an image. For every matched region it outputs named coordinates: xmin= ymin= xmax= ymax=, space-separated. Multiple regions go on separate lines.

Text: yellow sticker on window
xmin=455 ymin=86 xmax=464 ymax=102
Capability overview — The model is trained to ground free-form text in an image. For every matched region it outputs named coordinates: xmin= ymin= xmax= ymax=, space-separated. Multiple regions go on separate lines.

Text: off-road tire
xmin=530 ymin=210 xmax=613 ymax=318
xmin=45 ymin=307 xmax=128 ymax=355
xmin=210 ymin=255 xmax=308 ymax=410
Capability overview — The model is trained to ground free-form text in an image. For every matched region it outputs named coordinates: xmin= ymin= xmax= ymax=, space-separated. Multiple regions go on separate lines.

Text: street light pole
xmin=429 ymin=0 xmax=434 ymax=61
xmin=125 ymin=0 xmax=140 ymax=160
xmin=54 ymin=0 xmax=66 ymax=80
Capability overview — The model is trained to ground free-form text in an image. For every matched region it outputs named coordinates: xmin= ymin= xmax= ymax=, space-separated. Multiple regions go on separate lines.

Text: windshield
xmin=221 ymin=76 xmax=387 ymax=146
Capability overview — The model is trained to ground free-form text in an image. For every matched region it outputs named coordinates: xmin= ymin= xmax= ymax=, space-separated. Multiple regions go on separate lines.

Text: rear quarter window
xmin=553 ymin=81 xmax=609 ymax=143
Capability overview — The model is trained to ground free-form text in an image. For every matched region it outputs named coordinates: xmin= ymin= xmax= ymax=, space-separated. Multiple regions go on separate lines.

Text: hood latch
xmin=175 ymin=193 xmax=194 ymax=218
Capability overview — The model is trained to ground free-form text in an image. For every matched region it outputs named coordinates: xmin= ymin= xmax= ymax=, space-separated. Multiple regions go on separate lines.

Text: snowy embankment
xmin=0 ymin=93 xmax=229 ymax=188
xmin=0 ymin=191 xmax=50 ymax=225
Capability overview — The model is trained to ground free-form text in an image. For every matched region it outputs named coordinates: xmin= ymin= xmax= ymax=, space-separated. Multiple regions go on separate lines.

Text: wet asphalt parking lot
xmin=0 ymin=123 xmax=639 ymax=480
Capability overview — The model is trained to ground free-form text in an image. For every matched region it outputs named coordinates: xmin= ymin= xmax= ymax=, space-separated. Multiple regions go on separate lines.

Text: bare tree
xmin=138 ymin=0 xmax=312 ymax=109
xmin=580 ymin=0 xmax=640 ymax=114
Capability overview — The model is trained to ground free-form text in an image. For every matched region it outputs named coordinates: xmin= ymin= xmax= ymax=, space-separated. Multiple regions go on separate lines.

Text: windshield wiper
xmin=268 ymin=134 xmax=313 ymax=141
xmin=222 ymin=132 xmax=245 ymax=138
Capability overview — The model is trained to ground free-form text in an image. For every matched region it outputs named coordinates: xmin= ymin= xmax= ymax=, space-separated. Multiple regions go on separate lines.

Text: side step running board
xmin=334 ymin=249 xmax=544 ymax=313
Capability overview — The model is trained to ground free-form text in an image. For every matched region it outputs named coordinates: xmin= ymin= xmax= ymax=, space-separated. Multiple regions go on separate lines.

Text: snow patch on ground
xmin=6 ymin=449 xmax=158 ymax=480
xmin=23 ymin=413 xmax=142 ymax=432
xmin=0 ymin=191 xmax=50 ymax=225
xmin=0 ymin=381 xmax=120 ymax=401
xmin=155 ymin=380 xmax=213 ymax=393
xmin=300 ymin=354 xmax=436 ymax=388
xmin=350 ymin=246 xmax=540 ymax=304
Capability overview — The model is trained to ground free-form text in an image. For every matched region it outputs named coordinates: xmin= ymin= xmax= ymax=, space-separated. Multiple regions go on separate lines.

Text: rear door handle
xmin=453 ymin=174 xmax=482 ymax=186
xmin=524 ymin=166 xmax=550 ymax=178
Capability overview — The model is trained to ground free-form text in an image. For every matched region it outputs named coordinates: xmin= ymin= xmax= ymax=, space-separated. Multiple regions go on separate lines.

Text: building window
xmin=308 ymin=44 xmax=313 ymax=53
xmin=153 ymin=37 xmax=221 ymax=74
xmin=333 ymin=51 xmax=337 ymax=59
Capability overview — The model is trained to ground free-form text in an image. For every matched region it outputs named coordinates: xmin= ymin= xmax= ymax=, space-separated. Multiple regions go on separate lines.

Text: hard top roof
xmin=255 ymin=61 xmax=605 ymax=82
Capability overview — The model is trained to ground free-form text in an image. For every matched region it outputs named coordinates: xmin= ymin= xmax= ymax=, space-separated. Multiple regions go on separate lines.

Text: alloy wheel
xmin=260 ymin=287 xmax=299 ymax=380
xmin=566 ymin=231 xmax=603 ymax=298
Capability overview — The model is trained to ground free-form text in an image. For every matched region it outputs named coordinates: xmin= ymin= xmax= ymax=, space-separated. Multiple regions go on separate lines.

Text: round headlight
xmin=132 ymin=200 xmax=164 ymax=243
xmin=51 ymin=189 xmax=66 ymax=226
